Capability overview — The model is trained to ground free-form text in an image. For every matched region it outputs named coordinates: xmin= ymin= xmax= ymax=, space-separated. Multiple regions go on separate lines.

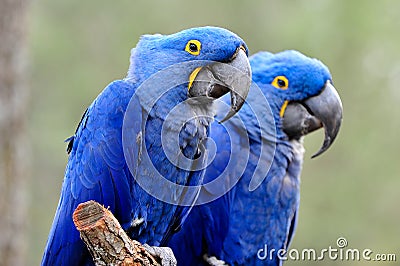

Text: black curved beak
xmin=283 ymin=81 xmax=343 ymax=158
xmin=188 ymin=47 xmax=251 ymax=122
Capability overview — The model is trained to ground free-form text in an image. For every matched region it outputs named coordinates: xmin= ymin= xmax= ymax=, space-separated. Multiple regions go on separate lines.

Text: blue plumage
xmin=42 ymin=26 xmax=251 ymax=265
xmin=168 ymin=50 xmax=342 ymax=265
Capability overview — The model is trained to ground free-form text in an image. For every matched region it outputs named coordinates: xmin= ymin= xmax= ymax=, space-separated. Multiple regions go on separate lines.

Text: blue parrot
xmin=41 ymin=26 xmax=252 ymax=266
xmin=167 ymin=50 xmax=343 ymax=265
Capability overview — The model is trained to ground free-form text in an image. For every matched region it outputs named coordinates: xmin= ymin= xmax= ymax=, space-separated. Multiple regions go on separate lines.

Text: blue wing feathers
xmin=42 ymin=80 xmax=137 ymax=265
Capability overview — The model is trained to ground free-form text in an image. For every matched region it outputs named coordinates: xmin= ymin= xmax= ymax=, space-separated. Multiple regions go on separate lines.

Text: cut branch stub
xmin=73 ymin=200 xmax=161 ymax=266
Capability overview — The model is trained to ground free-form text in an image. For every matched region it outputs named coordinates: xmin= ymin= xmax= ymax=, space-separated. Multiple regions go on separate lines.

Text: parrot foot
xmin=203 ymin=254 xmax=228 ymax=266
xmin=143 ymin=244 xmax=177 ymax=266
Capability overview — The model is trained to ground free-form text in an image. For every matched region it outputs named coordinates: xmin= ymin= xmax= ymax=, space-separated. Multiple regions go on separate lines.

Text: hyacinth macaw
xmin=41 ymin=26 xmax=252 ymax=266
xmin=168 ymin=50 xmax=343 ymax=265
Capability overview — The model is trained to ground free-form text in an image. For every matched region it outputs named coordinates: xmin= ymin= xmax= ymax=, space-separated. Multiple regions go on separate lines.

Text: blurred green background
xmin=29 ymin=0 xmax=399 ymax=265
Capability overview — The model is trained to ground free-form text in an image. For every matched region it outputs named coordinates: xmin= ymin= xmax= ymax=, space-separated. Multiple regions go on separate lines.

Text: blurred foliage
xmin=29 ymin=0 xmax=400 ymax=265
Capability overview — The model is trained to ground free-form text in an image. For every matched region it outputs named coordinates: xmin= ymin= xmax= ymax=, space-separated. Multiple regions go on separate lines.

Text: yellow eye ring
xmin=185 ymin=40 xmax=201 ymax=56
xmin=272 ymin=76 xmax=289 ymax=90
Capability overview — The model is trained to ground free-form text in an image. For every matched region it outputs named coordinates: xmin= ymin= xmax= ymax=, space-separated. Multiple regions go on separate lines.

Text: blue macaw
xmin=168 ymin=50 xmax=343 ymax=265
xmin=41 ymin=26 xmax=252 ymax=266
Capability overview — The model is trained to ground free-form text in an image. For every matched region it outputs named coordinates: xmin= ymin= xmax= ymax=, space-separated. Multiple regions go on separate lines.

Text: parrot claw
xmin=143 ymin=244 xmax=177 ymax=266
xmin=203 ymin=254 xmax=228 ymax=266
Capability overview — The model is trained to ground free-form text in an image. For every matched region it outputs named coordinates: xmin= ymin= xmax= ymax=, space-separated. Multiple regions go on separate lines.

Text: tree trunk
xmin=0 ymin=0 xmax=30 ymax=265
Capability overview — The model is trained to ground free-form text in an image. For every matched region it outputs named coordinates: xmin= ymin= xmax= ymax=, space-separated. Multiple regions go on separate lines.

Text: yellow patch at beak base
xmin=188 ymin=67 xmax=202 ymax=90
xmin=280 ymin=100 xmax=289 ymax=118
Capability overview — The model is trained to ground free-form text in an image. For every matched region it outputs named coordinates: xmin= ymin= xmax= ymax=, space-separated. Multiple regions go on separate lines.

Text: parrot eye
xmin=185 ymin=40 xmax=201 ymax=55
xmin=189 ymin=43 xmax=198 ymax=52
xmin=272 ymin=76 xmax=289 ymax=90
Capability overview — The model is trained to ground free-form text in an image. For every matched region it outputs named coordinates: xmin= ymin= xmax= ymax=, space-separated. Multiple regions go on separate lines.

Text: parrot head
xmin=250 ymin=50 xmax=343 ymax=157
xmin=127 ymin=26 xmax=252 ymax=121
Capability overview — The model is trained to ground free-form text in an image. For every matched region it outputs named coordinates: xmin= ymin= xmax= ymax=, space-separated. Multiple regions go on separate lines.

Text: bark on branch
xmin=73 ymin=200 xmax=161 ymax=266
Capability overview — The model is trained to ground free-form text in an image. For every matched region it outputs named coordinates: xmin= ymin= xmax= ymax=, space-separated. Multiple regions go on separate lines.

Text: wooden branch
xmin=73 ymin=200 xmax=161 ymax=266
